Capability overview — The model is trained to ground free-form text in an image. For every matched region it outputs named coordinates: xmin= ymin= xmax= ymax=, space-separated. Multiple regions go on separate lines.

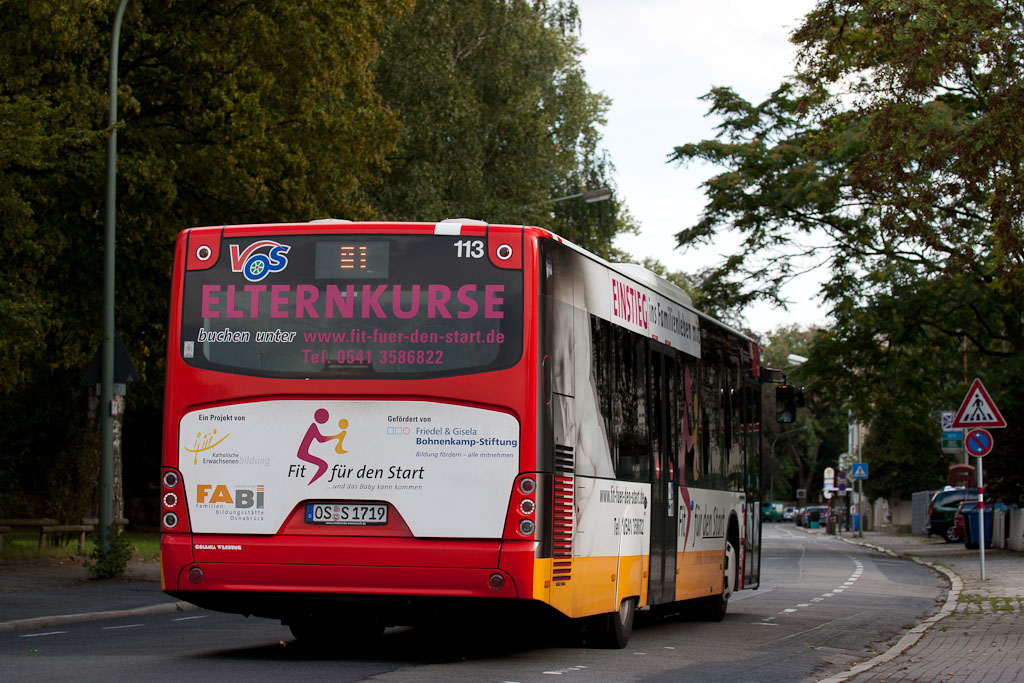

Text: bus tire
xmin=590 ymin=597 xmax=636 ymax=649
xmin=699 ymin=538 xmax=736 ymax=622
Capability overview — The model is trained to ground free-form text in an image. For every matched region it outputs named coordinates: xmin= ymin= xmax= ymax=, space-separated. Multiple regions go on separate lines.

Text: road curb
xmin=815 ymin=535 xmax=963 ymax=683
xmin=0 ymin=600 xmax=199 ymax=633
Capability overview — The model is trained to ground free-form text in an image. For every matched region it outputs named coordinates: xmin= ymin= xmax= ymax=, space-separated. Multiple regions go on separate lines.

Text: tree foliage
xmin=672 ymin=0 xmax=1024 ymax=502
xmin=760 ymin=326 xmax=847 ymax=503
xmin=369 ymin=0 xmax=632 ymax=258
xmin=0 ymin=0 xmax=633 ymax=517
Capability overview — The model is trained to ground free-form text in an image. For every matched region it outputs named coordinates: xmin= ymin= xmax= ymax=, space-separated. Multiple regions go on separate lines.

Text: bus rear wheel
xmin=698 ymin=539 xmax=736 ymax=622
xmin=589 ymin=597 xmax=636 ymax=649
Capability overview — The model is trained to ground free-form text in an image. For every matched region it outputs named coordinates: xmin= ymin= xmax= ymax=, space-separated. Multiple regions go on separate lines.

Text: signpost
xmin=851 ymin=463 xmax=868 ymax=536
xmin=951 ymin=379 xmax=1006 ymax=581
xmin=823 ymin=467 xmax=836 ymax=534
xmin=965 ymin=429 xmax=993 ymax=457
xmin=941 ymin=411 xmax=964 ymax=457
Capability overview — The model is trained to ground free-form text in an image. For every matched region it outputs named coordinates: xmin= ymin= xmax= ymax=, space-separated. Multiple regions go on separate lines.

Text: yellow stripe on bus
xmin=533 ymin=554 xmax=649 ymax=619
xmin=534 ymin=549 xmax=723 ymax=618
xmin=674 ymin=549 xmax=724 ymax=601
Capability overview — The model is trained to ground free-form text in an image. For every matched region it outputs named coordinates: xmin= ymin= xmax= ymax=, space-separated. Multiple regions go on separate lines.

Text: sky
xmin=575 ymin=0 xmax=822 ymax=336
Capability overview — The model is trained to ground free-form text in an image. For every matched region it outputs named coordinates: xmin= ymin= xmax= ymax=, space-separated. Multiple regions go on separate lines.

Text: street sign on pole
xmin=851 ymin=463 xmax=869 ymax=480
xmin=952 ymin=379 xmax=1007 ymax=429
xmin=965 ymin=429 xmax=994 ymax=458
xmin=950 ymin=379 xmax=1005 ymax=582
xmin=942 ymin=430 xmax=964 ymax=452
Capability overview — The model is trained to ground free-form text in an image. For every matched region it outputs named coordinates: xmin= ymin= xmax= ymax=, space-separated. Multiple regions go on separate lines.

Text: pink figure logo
xmin=296 ymin=409 xmax=349 ymax=485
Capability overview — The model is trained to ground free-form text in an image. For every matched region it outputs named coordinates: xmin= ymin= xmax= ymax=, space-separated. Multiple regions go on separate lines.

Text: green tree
xmin=0 ymin=0 xmax=409 ymax=516
xmin=760 ymin=326 xmax=846 ymax=503
xmin=0 ymin=0 xmax=636 ymax=518
xmin=368 ymin=0 xmax=633 ymax=257
xmin=671 ymin=0 xmax=1024 ymax=503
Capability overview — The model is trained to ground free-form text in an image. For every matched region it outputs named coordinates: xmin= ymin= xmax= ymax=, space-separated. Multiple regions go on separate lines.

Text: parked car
xmin=783 ymin=506 xmax=797 ymax=522
xmin=926 ymin=488 xmax=976 ymax=542
xmin=800 ymin=505 xmax=828 ymax=527
xmin=762 ymin=501 xmax=784 ymax=523
xmin=951 ymin=501 xmax=970 ymax=543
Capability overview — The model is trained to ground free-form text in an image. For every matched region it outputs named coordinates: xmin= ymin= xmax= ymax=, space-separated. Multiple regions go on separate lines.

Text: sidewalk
xmin=817 ymin=529 xmax=1024 ymax=683
xmin=0 ymin=559 xmax=194 ymax=632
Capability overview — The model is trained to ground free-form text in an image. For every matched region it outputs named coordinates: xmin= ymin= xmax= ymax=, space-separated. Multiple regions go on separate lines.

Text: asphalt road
xmin=0 ymin=526 xmax=946 ymax=682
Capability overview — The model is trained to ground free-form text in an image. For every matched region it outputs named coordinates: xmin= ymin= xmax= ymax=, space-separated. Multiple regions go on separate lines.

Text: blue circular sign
xmin=966 ymin=429 xmax=994 ymax=457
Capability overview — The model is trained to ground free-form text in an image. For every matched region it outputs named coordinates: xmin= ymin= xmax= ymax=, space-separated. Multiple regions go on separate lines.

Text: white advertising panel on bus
xmin=578 ymin=259 xmax=701 ymax=358
xmin=179 ymin=400 xmax=520 ymax=537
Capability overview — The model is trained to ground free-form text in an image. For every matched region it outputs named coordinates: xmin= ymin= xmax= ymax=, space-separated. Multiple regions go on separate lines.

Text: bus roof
xmin=185 ymin=219 xmax=757 ymax=345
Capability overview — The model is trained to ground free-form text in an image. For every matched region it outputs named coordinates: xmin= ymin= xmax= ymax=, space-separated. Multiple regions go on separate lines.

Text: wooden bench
xmin=0 ymin=518 xmax=58 ymax=552
xmin=41 ymin=524 xmax=95 ymax=552
xmin=82 ymin=517 xmax=130 ymax=528
xmin=0 ymin=517 xmax=128 ymax=553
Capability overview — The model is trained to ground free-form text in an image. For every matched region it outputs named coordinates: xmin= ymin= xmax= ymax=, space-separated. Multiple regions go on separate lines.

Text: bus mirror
xmin=775 ymin=385 xmax=805 ymax=423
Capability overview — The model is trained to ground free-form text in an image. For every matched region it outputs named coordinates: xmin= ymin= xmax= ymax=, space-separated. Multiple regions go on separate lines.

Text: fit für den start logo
xmin=290 ymin=408 xmax=351 ymax=485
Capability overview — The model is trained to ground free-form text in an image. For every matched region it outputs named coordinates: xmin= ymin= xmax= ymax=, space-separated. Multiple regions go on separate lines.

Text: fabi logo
xmin=196 ymin=484 xmax=264 ymax=509
xmin=229 ymin=240 xmax=290 ymax=282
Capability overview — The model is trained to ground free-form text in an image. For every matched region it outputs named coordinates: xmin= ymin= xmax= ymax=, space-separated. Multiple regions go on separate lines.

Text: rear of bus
xmin=159 ymin=221 xmax=542 ymax=638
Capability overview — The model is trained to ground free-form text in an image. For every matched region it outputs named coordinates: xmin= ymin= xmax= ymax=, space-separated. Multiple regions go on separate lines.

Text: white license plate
xmin=305 ymin=502 xmax=388 ymax=526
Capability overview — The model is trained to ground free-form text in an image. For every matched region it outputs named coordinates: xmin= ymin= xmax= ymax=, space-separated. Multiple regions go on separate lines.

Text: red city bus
xmin=160 ymin=220 xmax=784 ymax=647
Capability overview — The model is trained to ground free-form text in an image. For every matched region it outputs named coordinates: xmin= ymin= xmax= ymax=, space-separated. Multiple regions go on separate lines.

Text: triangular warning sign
xmin=951 ymin=379 xmax=1006 ymax=429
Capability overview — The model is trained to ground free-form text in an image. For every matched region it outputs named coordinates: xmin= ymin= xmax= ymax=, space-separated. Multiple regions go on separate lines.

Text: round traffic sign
xmin=966 ymin=429 xmax=994 ymax=457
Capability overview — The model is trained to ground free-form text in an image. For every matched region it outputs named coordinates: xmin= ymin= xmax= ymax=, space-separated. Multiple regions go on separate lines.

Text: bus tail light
xmin=162 ymin=467 xmax=190 ymax=532
xmin=505 ymin=475 xmax=538 ymax=538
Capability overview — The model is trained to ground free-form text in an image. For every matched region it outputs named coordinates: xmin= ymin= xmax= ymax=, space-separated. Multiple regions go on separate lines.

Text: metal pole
xmin=857 ymin=478 xmax=864 ymax=537
xmin=978 ymin=455 xmax=985 ymax=581
xmin=100 ymin=0 xmax=129 ymax=549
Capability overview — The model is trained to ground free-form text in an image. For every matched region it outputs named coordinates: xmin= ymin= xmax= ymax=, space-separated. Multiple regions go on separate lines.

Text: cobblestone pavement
xmin=817 ymin=531 xmax=1024 ymax=683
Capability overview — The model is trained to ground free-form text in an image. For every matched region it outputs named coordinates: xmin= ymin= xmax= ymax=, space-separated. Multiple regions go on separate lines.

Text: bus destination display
xmin=315 ymin=241 xmax=389 ymax=279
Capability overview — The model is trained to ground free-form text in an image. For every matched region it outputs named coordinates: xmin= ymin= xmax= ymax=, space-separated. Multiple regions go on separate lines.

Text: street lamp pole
xmin=553 ymin=187 xmax=612 ymax=204
xmin=520 ymin=187 xmax=612 ymax=211
xmin=100 ymin=0 xmax=129 ymax=549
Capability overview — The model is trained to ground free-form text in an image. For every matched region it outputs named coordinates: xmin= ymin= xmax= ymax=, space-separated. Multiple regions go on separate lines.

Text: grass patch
xmin=1 ymin=530 xmax=159 ymax=564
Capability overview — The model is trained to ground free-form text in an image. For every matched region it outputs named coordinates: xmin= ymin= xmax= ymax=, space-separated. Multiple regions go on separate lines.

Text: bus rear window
xmin=180 ymin=234 xmax=524 ymax=378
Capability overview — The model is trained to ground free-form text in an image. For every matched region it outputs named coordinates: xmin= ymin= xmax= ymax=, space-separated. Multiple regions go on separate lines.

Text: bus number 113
xmin=454 ymin=239 xmax=484 ymax=259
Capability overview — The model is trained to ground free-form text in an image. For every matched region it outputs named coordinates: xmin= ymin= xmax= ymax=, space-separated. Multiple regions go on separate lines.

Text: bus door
xmin=647 ymin=345 xmax=679 ymax=605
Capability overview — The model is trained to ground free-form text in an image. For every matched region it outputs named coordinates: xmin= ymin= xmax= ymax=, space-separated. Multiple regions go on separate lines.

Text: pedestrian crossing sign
xmin=851 ymin=463 xmax=868 ymax=480
xmin=951 ymin=378 xmax=1006 ymax=429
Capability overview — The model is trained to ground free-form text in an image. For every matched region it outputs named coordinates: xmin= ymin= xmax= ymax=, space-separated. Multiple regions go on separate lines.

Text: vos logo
xmin=229 ymin=240 xmax=290 ymax=282
xmin=196 ymin=484 xmax=264 ymax=509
